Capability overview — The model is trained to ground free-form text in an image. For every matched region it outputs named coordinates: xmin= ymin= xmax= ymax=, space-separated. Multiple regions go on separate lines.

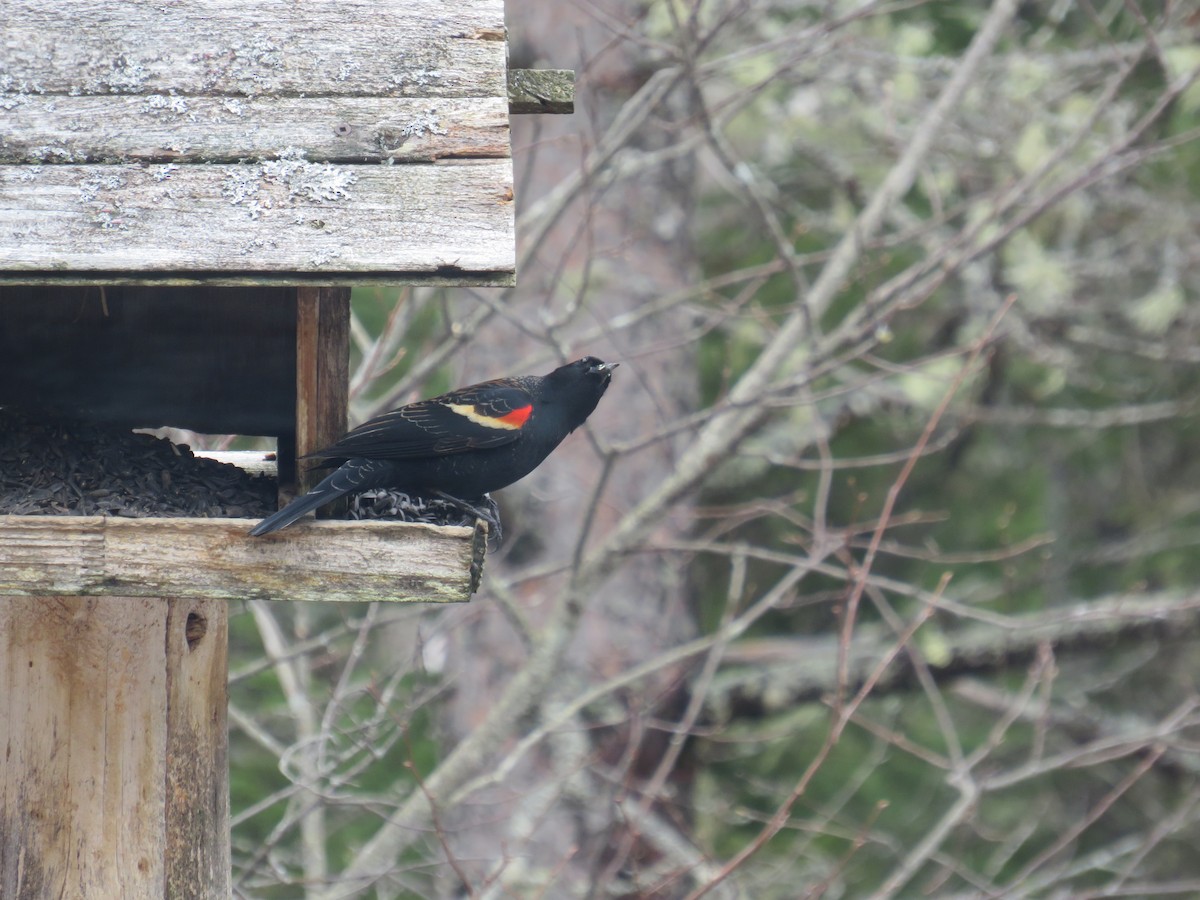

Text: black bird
xmin=250 ymin=356 xmax=618 ymax=536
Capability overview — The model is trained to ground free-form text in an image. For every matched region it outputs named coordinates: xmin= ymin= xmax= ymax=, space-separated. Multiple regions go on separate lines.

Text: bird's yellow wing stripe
xmin=446 ymin=402 xmax=532 ymax=430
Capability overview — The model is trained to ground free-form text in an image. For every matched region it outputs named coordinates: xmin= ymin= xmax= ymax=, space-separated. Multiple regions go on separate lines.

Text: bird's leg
xmin=433 ymin=491 xmax=503 ymax=544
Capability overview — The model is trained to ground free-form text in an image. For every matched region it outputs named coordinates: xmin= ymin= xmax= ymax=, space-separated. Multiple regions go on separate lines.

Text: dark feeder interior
xmin=0 ymin=286 xmax=294 ymax=519
xmin=0 ymin=286 xmax=298 ymax=436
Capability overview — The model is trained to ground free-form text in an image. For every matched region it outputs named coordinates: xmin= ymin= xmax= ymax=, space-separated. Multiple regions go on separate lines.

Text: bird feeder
xmin=0 ymin=0 xmax=572 ymax=894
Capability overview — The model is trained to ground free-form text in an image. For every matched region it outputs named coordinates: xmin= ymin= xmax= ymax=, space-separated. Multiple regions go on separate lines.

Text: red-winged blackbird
xmin=249 ymin=356 xmax=618 ymax=536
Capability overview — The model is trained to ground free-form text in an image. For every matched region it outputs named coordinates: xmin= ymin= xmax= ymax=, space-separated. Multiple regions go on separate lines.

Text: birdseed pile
xmin=0 ymin=407 xmax=276 ymax=517
xmin=348 ymin=489 xmax=497 ymax=531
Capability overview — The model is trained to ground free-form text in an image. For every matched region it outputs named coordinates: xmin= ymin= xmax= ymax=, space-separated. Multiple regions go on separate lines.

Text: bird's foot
xmin=433 ymin=491 xmax=503 ymax=545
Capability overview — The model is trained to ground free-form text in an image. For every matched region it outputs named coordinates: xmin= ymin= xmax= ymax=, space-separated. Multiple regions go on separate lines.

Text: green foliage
xmin=228 ymin=604 xmax=443 ymax=890
xmin=678 ymin=0 xmax=1200 ymax=892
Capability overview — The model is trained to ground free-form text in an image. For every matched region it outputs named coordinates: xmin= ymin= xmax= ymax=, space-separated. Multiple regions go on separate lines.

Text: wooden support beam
xmin=295 ymin=286 xmax=351 ymax=507
xmin=164 ymin=598 xmax=230 ymax=896
xmin=0 ymin=595 xmax=230 ymax=898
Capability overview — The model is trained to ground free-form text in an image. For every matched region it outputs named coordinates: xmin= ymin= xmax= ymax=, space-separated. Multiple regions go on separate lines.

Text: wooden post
xmin=295 ymin=286 xmax=352 ymax=497
xmin=271 ymin=286 xmax=349 ymax=498
xmin=0 ymin=596 xmax=229 ymax=898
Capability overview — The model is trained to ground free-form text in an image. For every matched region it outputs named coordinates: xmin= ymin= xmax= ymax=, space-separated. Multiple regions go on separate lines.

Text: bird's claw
xmin=434 ymin=491 xmax=503 ymax=545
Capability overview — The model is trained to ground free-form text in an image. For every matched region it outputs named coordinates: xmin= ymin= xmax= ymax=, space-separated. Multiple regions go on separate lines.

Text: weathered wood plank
xmin=0 ymin=516 xmax=484 ymax=602
xmin=508 ymin=69 xmax=576 ymax=115
xmin=0 ymin=1 xmax=522 ymax=283
xmin=0 ymin=97 xmax=510 ymax=164
xmin=1 ymin=0 xmax=506 ymax=98
xmin=0 ymin=160 xmax=515 ymax=277
xmin=0 ymin=270 xmax=515 ymax=288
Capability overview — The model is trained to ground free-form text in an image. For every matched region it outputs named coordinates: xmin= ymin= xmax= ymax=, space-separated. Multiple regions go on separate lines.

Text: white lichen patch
xmin=402 ymin=109 xmax=448 ymax=138
xmin=261 ymin=147 xmax=358 ymax=201
xmin=75 ymin=172 xmax=139 ymax=230
xmin=239 ymin=236 xmax=280 ymax=256
xmin=242 ymin=34 xmax=283 ymax=69
xmin=78 ymin=174 xmax=126 ymax=204
xmin=0 ymin=75 xmax=45 ymax=100
xmin=221 ymin=167 xmax=263 ymax=214
xmin=391 ymin=69 xmax=439 ymax=89
xmin=142 ymin=93 xmax=190 ymax=117
xmin=222 ymin=148 xmax=359 ymax=219
xmin=29 ymin=145 xmax=79 ymax=163
xmin=309 ymin=247 xmax=342 ymax=267
xmin=91 ymin=56 xmax=150 ymax=94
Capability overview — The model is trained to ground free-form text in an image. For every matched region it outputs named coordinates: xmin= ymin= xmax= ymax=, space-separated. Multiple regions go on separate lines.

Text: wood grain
xmin=164 ymin=598 xmax=230 ymax=898
xmin=0 ymin=97 xmax=510 ymax=164
xmin=0 ymin=596 xmax=232 ymax=898
xmin=0 ymin=161 xmax=516 ymax=278
xmin=0 ymin=516 xmax=485 ymax=603
xmin=0 ymin=596 xmax=171 ymax=897
xmin=1 ymin=0 xmax=506 ymax=97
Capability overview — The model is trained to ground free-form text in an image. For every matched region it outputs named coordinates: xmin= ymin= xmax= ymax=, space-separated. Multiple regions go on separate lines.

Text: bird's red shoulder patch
xmin=496 ymin=405 xmax=533 ymax=427
xmin=447 ymin=402 xmax=533 ymax=431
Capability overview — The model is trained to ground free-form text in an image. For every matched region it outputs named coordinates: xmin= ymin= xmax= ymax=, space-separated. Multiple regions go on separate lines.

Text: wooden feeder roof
xmin=0 ymin=0 xmax=539 ymax=285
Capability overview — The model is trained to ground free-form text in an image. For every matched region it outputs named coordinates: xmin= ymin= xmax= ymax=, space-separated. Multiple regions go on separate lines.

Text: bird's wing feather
xmin=249 ymin=458 xmax=396 ymax=535
xmin=307 ymin=379 xmax=535 ymax=460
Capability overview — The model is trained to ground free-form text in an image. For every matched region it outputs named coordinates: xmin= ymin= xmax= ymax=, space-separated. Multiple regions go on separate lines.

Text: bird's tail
xmin=249 ymin=458 xmax=390 ymax=536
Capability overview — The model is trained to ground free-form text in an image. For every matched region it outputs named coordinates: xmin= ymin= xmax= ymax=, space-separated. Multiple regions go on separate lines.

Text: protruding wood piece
xmin=508 ymin=69 xmax=576 ymax=114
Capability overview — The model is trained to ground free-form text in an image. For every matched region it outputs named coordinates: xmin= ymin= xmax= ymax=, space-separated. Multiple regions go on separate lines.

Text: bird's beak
xmin=595 ymin=362 xmax=619 ymax=374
